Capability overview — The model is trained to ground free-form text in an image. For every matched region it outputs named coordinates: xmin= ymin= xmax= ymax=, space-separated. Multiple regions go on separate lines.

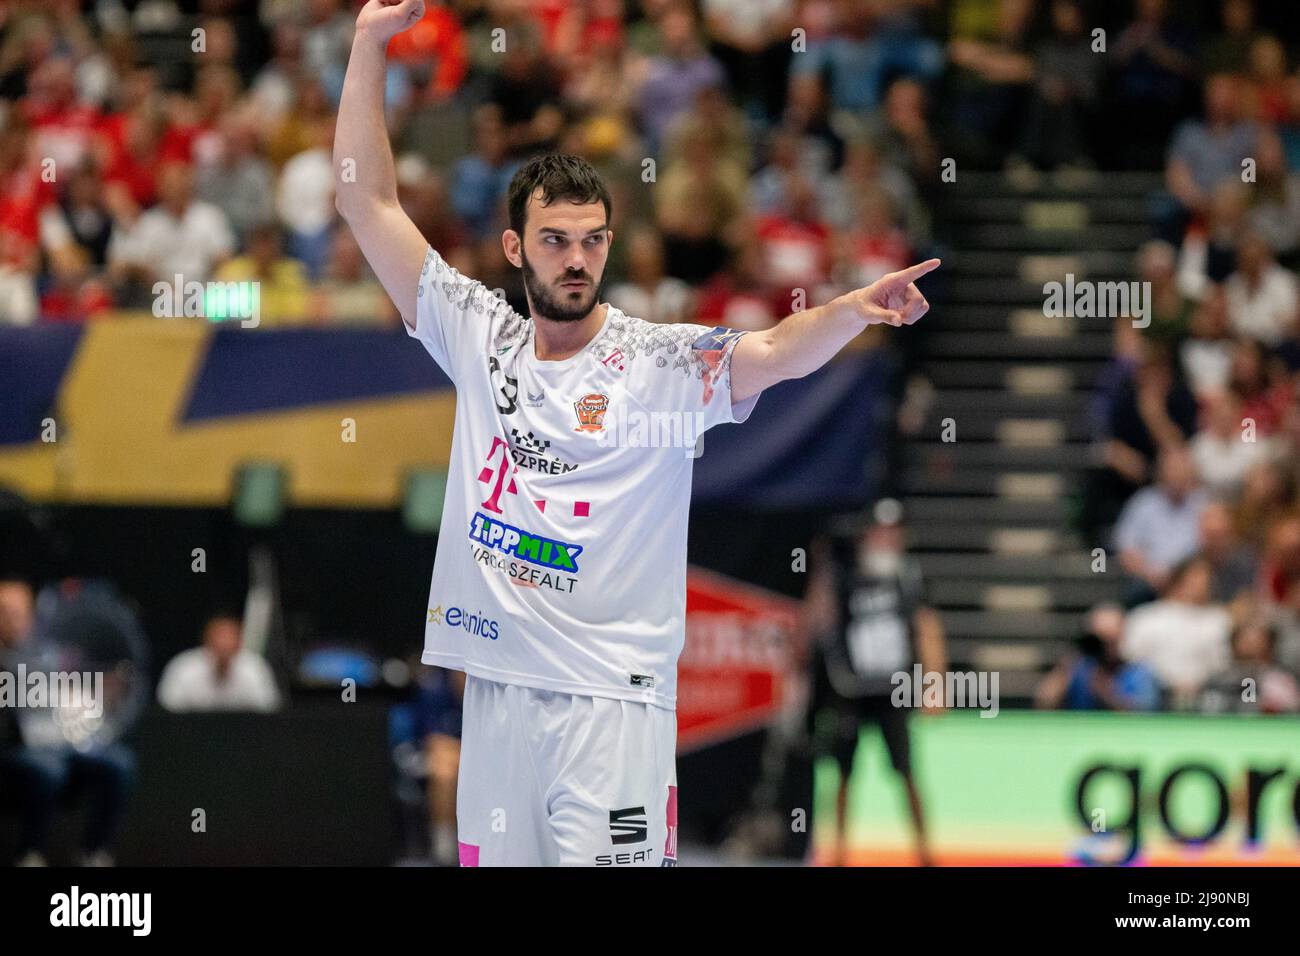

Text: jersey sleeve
xmin=406 ymin=244 xmax=515 ymax=383
xmin=628 ymin=323 xmax=760 ymax=433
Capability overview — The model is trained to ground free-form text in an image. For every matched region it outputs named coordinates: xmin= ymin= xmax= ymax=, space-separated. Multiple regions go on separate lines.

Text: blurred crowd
xmin=1060 ymin=3 xmax=1300 ymax=716
xmin=0 ymin=0 xmax=1292 ymax=328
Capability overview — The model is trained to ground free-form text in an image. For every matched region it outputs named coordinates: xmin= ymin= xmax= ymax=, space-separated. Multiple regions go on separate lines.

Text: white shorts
xmin=455 ymin=675 xmax=679 ymax=867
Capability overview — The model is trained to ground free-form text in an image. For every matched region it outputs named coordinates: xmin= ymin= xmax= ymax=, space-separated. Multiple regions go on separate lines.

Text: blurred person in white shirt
xmin=1190 ymin=389 xmax=1276 ymax=497
xmin=157 ymin=613 xmax=281 ymax=713
xmin=606 ymin=224 xmax=694 ymax=325
xmin=1121 ymin=555 xmax=1232 ymax=707
xmin=107 ymin=161 xmax=235 ymax=291
xmin=1224 ymin=230 xmax=1298 ymax=347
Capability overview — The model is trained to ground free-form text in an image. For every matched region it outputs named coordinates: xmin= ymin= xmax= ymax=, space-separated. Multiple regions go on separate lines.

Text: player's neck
xmin=531 ymin=302 xmax=609 ymax=362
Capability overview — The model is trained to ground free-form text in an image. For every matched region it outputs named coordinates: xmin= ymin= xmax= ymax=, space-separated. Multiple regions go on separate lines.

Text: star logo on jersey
xmin=573 ymin=393 xmax=609 ymax=433
xmin=427 ymin=606 xmax=443 ymax=624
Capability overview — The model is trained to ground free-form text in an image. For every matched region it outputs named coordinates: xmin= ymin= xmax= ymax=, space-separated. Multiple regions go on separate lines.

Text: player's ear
xmin=503 ymin=229 xmax=522 ymax=268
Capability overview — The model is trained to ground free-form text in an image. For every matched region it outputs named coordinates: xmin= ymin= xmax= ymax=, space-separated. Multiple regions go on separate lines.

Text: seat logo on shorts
xmin=608 ymin=806 xmax=648 ymax=845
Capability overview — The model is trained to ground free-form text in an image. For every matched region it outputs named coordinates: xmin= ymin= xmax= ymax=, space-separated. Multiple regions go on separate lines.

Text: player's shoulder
xmin=599 ymin=308 xmax=743 ymax=374
xmin=420 ymin=245 xmax=530 ymax=348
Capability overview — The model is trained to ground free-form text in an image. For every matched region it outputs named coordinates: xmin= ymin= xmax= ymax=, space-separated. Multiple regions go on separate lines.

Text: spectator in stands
xmin=196 ymin=111 xmax=276 ymax=248
xmin=1112 ymin=0 xmax=1196 ymax=170
xmin=1121 ymin=554 xmax=1233 ymax=707
xmin=0 ymin=228 xmax=39 ymax=325
xmin=1175 ymin=180 xmax=1248 ymax=297
xmin=302 ymin=0 xmax=356 ymax=107
xmin=1224 ymin=230 xmax=1298 ymax=347
xmin=1234 ymin=458 xmax=1297 ymax=549
xmin=1246 ymin=34 xmax=1289 ymax=124
xmin=1018 ymin=0 xmax=1101 ymax=171
xmin=942 ymin=0 xmax=1033 ymax=170
xmin=1200 ymin=0 xmax=1262 ymax=75
xmin=1083 ymin=339 xmax=1198 ymax=543
xmin=662 ymin=82 xmax=751 ymax=175
xmin=308 ymin=228 xmax=399 ymax=327
xmin=275 ymin=115 xmax=336 ymax=280
xmin=693 ymin=237 xmax=779 ymax=331
xmin=700 ymin=0 xmax=795 ymax=124
xmin=106 ymin=159 xmax=235 ymax=304
xmin=755 ymin=172 xmax=834 ymax=312
xmin=654 ymin=122 xmax=747 ymax=283
xmin=1197 ymin=498 xmax=1259 ymax=608
xmin=781 ymin=70 xmax=846 ymax=175
xmin=450 ymin=105 xmax=521 ymax=243
xmin=823 ymin=136 xmax=923 ymax=242
xmin=1162 ymin=73 xmax=1258 ymax=243
xmin=868 ymin=77 xmax=941 ymax=191
xmin=157 ymin=612 xmax=281 ymax=713
xmin=39 ymin=162 xmax=114 ymax=270
xmin=606 ymin=223 xmax=693 ymax=325
xmin=834 ymin=185 xmax=913 ymax=290
xmin=1034 ymin=603 xmax=1161 ymax=711
xmin=39 ymin=243 xmax=113 ymax=321
xmin=1247 ymin=129 xmax=1300 ymax=260
xmin=1180 ymin=285 xmax=1235 ymax=397
xmin=1136 ymin=239 xmax=1193 ymax=348
xmin=485 ymin=18 xmax=565 ymax=159
xmin=1258 ymin=512 xmax=1300 ymax=610
xmin=1228 ymin=336 xmax=1292 ymax=435
xmin=213 ymin=223 xmax=309 ymax=325
xmin=635 ymin=1 xmax=726 ymax=156
xmin=1191 ymin=389 xmax=1275 ymax=497
xmin=0 ymin=577 xmax=137 ymax=867
xmin=1197 ymin=618 xmax=1300 ymax=713
xmin=250 ymin=19 xmax=304 ymax=123
xmin=1114 ymin=445 xmax=1210 ymax=604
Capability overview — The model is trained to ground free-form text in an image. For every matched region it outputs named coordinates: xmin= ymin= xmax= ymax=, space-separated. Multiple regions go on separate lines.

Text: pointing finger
xmin=886 ymin=258 xmax=942 ymax=287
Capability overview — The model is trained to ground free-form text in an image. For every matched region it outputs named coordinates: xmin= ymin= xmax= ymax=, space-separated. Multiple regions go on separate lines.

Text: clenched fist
xmin=354 ymin=0 xmax=426 ymax=44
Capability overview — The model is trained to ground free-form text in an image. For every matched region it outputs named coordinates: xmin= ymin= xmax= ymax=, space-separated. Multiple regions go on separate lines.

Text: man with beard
xmin=333 ymin=0 xmax=939 ymax=866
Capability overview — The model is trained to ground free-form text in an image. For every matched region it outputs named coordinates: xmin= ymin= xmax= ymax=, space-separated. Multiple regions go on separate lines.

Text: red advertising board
xmin=677 ymin=566 xmax=802 ymax=752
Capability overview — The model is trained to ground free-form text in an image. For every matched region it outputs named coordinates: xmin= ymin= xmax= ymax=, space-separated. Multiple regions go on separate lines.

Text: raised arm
xmin=730 ymin=259 xmax=941 ymax=404
xmin=334 ymin=0 xmax=430 ymax=331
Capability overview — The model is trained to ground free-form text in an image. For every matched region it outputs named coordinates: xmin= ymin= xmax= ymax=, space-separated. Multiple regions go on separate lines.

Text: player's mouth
xmin=560 ymin=279 xmax=589 ymax=290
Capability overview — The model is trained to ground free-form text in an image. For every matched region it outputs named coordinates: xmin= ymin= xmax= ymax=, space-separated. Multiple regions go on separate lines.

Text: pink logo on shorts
xmin=458 ymin=842 xmax=480 ymax=867
xmin=663 ymin=786 xmax=678 ymax=863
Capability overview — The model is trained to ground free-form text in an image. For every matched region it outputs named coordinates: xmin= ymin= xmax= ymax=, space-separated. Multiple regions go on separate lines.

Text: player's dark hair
xmin=506 ymin=153 xmax=612 ymax=237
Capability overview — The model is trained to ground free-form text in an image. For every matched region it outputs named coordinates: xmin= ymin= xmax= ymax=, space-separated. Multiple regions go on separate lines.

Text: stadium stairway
xmin=902 ymin=170 xmax=1164 ymax=702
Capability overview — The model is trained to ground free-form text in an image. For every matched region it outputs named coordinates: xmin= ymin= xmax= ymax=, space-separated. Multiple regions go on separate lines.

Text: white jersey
xmin=406 ymin=246 xmax=759 ymax=710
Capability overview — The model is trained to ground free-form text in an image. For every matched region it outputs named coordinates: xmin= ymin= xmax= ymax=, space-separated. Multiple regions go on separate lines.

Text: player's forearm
xmin=765 ymin=296 xmax=871 ymax=382
xmin=334 ymin=34 xmax=398 ymax=216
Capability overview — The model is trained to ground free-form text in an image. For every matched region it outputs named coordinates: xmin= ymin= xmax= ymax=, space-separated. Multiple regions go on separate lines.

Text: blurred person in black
xmin=0 ymin=577 xmax=145 ymax=867
xmin=1197 ymin=618 xmax=1300 ymax=714
xmin=805 ymin=499 xmax=946 ymax=867
xmin=1034 ymin=603 xmax=1161 ymax=711
xmin=415 ymin=665 xmax=464 ymax=866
